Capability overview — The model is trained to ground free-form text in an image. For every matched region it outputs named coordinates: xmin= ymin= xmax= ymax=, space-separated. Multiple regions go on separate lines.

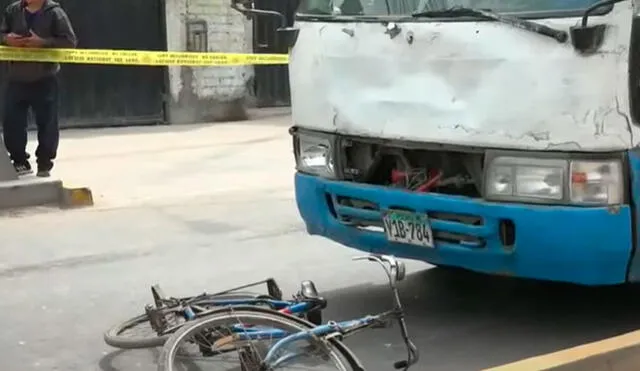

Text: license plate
xmin=382 ymin=210 xmax=434 ymax=248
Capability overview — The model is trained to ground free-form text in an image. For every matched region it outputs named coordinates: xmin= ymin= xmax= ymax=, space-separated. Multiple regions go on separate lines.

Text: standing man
xmin=0 ymin=0 xmax=76 ymax=177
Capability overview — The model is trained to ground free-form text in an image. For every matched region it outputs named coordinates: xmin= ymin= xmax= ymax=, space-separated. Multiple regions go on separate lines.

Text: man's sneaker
xmin=36 ymin=162 xmax=53 ymax=178
xmin=36 ymin=169 xmax=51 ymax=178
xmin=13 ymin=161 xmax=33 ymax=176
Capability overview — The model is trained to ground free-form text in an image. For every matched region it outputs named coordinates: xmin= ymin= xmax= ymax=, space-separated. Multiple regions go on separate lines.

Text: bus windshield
xmin=297 ymin=0 xmax=609 ymax=17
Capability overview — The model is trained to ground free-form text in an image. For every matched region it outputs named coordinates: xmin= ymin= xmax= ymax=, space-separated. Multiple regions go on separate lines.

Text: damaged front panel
xmin=340 ymin=138 xmax=484 ymax=197
xmin=289 ymin=2 xmax=638 ymax=151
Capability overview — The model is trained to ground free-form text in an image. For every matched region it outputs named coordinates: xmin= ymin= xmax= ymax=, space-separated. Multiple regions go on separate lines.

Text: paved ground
xmin=3 ymin=112 xmax=640 ymax=371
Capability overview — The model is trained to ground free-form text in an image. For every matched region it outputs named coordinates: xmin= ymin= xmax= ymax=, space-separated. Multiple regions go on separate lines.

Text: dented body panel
xmin=289 ymin=3 xmax=637 ymax=151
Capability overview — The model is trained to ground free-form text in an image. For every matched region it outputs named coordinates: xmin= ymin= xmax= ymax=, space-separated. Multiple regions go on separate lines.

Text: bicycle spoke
xmin=163 ymin=309 xmax=351 ymax=370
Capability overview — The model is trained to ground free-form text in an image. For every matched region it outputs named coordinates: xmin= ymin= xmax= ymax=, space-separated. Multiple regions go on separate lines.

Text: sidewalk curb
xmin=247 ymin=107 xmax=291 ymax=120
xmin=60 ymin=185 xmax=94 ymax=209
xmin=484 ymin=329 xmax=640 ymax=371
xmin=0 ymin=178 xmax=93 ymax=211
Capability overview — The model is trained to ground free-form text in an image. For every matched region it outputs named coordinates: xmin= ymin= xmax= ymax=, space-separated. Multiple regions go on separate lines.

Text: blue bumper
xmin=295 ymin=173 xmax=633 ymax=286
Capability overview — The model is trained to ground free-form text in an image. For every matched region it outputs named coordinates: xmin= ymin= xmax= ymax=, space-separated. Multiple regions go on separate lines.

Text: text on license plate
xmin=382 ymin=210 xmax=434 ymax=248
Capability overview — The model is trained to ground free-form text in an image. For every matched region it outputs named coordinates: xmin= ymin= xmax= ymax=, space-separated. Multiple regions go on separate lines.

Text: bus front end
xmin=282 ymin=0 xmax=640 ymax=285
xmin=288 ymin=0 xmax=640 ymax=285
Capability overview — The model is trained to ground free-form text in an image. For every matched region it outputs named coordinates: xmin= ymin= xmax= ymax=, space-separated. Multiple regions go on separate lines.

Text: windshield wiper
xmin=412 ymin=7 xmax=568 ymax=43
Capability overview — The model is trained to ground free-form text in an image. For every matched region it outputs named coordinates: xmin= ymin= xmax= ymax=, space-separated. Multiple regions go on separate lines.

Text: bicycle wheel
xmin=158 ymin=305 xmax=363 ymax=371
xmin=104 ymin=292 xmax=268 ymax=349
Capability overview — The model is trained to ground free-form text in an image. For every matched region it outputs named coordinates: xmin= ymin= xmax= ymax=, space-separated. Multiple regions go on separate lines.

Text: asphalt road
xmin=2 ymin=116 xmax=640 ymax=371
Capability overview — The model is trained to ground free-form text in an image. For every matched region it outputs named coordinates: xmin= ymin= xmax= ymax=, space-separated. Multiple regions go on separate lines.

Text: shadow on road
xmin=320 ymin=267 xmax=640 ymax=371
xmin=99 ymin=347 xmax=159 ymax=371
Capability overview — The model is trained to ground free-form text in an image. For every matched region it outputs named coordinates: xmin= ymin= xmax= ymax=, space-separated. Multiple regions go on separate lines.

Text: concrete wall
xmin=164 ymin=0 xmax=254 ymax=124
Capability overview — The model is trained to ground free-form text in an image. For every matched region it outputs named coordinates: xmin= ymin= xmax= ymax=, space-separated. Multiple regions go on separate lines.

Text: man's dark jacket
xmin=0 ymin=0 xmax=77 ymax=82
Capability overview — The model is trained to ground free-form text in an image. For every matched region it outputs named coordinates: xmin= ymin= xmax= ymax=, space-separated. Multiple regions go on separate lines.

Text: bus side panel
xmin=624 ymin=149 xmax=640 ymax=281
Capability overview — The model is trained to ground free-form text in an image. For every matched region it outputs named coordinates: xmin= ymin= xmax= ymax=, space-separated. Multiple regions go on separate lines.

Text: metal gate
xmin=0 ymin=0 xmax=167 ymax=128
xmin=252 ymin=0 xmax=300 ymax=107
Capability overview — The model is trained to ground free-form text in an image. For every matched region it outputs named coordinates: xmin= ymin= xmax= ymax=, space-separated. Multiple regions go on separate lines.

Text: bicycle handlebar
xmin=354 ymin=254 xmax=418 ymax=370
xmin=352 ymin=254 xmax=406 ymax=283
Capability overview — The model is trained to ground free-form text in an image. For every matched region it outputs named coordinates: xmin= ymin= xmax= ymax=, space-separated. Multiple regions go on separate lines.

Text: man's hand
xmin=4 ymin=32 xmax=26 ymax=47
xmin=22 ymin=30 xmax=45 ymax=48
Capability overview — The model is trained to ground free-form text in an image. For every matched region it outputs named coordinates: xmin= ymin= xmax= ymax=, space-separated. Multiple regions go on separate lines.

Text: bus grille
xmin=326 ymin=194 xmax=487 ymax=248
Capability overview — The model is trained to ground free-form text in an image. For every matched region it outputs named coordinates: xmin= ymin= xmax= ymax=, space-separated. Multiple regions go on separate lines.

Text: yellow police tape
xmin=0 ymin=46 xmax=289 ymax=66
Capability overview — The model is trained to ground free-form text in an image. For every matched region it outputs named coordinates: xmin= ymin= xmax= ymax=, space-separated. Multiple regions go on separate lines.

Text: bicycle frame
xmin=235 ymin=314 xmax=389 ymax=368
xmin=154 ymin=299 xmax=322 ymax=338
xmin=147 ymin=278 xmax=326 ymax=337
xmin=190 ymin=300 xmax=315 ymax=319
xmin=151 ymin=277 xmax=284 ymax=308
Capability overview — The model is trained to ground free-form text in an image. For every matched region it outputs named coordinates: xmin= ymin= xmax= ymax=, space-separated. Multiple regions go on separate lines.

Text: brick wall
xmin=165 ymin=0 xmax=254 ymax=124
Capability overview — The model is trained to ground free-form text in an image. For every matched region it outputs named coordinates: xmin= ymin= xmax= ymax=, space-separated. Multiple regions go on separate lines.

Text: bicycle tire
xmin=158 ymin=305 xmax=364 ymax=371
xmin=104 ymin=292 xmax=268 ymax=350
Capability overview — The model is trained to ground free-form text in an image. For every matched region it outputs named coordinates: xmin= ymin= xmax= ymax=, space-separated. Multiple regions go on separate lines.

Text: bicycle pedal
xmin=151 ymin=284 xmax=167 ymax=307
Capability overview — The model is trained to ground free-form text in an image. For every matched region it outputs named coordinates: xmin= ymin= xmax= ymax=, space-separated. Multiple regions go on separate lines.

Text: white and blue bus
xmin=235 ymin=0 xmax=640 ymax=285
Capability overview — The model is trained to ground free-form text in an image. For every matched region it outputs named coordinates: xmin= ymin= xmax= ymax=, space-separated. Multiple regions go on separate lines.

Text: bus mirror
xmin=570 ymin=24 xmax=607 ymax=55
xmin=570 ymin=0 xmax=627 ymax=54
xmin=277 ymin=27 xmax=300 ymax=49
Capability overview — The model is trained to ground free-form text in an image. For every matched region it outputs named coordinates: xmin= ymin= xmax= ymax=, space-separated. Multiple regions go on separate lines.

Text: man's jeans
xmin=2 ymin=75 xmax=59 ymax=169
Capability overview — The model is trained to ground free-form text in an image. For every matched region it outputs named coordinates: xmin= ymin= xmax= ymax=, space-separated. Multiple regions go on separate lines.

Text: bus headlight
xmin=485 ymin=156 xmax=623 ymax=205
xmin=294 ymin=132 xmax=335 ymax=178
xmin=486 ymin=157 xmax=566 ymax=201
xmin=570 ymin=160 xmax=623 ymax=205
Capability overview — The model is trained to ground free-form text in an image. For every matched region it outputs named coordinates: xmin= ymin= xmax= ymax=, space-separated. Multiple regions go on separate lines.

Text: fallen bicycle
xmin=157 ymin=254 xmax=419 ymax=371
xmin=103 ymin=277 xmax=326 ymax=349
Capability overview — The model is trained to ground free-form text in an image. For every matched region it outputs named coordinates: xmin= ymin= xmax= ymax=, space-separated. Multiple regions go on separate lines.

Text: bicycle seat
xmin=299 ymin=280 xmax=319 ymax=299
